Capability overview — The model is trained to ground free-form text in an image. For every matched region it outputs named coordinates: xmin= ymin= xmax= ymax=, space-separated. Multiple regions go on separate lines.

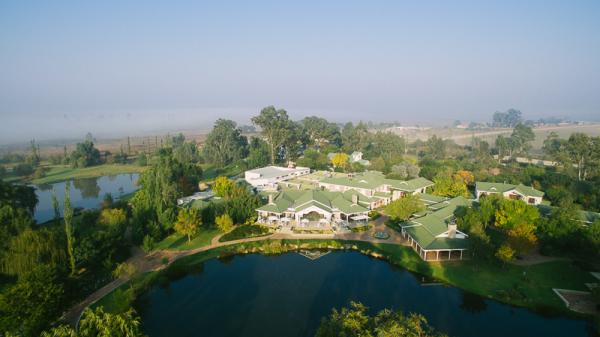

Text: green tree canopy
xmin=385 ymin=194 xmax=425 ymax=222
xmin=41 ymin=307 xmax=146 ymax=337
xmin=174 ymin=207 xmax=201 ymax=243
xmin=315 ymin=302 xmax=447 ymax=337
xmin=0 ymin=265 xmax=65 ymax=336
xmin=203 ymin=119 xmax=248 ymax=166
xmin=251 ymin=106 xmax=295 ymax=164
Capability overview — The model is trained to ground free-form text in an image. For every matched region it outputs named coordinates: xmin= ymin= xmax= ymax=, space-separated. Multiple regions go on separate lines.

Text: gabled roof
xmin=476 ymin=182 xmax=544 ymax=198
xmin=400 ymin=196 xmax=469 ymax=250
xmin=320 ymin=171 xmax=433 ymax=192
xmin=513 ymin=184 xmax=545 ymax=198
xmin=385 ymin=177 xmax=434 ymax=191
xmin=257 ymin=189 xmax=370 ymax=215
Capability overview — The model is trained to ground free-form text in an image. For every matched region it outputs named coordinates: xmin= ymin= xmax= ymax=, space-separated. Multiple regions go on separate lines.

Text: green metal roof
xmin=257 ymin=189 xmax=370 ymax=215
xmin=419 ymin=193 xmax=448 ymax=205
xmin=476 ymin=182 xmax=544 ymax=198
xmin=400 ymin=196 xmax=470 ymax=250
xmin=384 ymin=177 xmax=434 ymax=191
xmin=319 ymin=171 xmax=433 ymax=192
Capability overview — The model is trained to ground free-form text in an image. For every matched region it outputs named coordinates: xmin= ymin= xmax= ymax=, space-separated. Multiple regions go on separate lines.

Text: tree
xmin=41 ymin=307 xmax=146 ymax=337
xmin=432 ymin=170 xmax=469 ymax=197
xmin=215 ymin=213 xmax=234 ymax=233
xmin=64 ymin=184 xmax=76 ymax=276
xmin=136 ymin=152 xmax=148 ymax=166
xmin=567 ymin=133 xmax=595 ymax=181
xmin=251 ymin=106 xmax=294 ymax=164
xmin=315 ymin=302 xmax=447 ymax=337
xmin=492 ymin=108 xmax=522 ymax=128
xmin=174 ymin=207 xmax=201 ymax=242
xmin=51 ymin=189 xmax=61 ymax=225
xmin=27 ymin=139 xmax=41 ymax=166
xmin=365 ymin=131 xmax=406 ymax=163
xmin=247 ymin=137 xmax=270 ymax=169
xmin=98 ymin=208 xmax=127 ymax=230
xmin=70 ymin=140 xmax=101 ymax=168
xmin=297 ymin=149 xmax=329 ymax=170
xmin=425 ymin=135 xmax=446 ymax=160
xmin=213 ymin=176 xmax=236 ymax=198
xmin=341 ymin=122 xmax=369 ymax=152
xmin=537 ymin=202 xmax=581 ymax=255
xmin=113 ymin=262 xmax=137 ymax=283
xmin=493 ymin=199 xmax=540 ymax=255
xmin=509 ymin=123 xmax=535 ymax=155
xmin=1 ymin=227 xmax=66 ymax=277
xmin=203 ymin=119 xmax=248 ymax=166
xmin=495 ymin=244 xmax=516 ymax=264
xmin=385 ymin=194 xmax=425 ymax=222
xmin=330 ymin=153 xmax=349 ymax=170
xmin=301 ymin=116 xmax=341 ymax=150
xmin=282 ymin=121 xmax=307 ymax=164
xmin=0 ymin=265 xmax=65 ymax=336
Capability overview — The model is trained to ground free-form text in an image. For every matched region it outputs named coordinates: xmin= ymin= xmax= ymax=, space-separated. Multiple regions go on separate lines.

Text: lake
xmin=33 ymin=173 xmax=140 ymax=223
xmin=136 ymin=251 xmax=593 ymax=337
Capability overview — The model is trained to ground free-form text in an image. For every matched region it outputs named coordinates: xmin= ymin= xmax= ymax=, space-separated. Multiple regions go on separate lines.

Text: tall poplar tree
xmin=64 ymin=184 xmax=76 ymax=275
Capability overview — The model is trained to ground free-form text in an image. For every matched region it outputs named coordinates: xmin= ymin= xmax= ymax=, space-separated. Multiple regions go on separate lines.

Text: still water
xmin=33 ymin=173 xmax=139 ymax=223
xmin=136 ymin=251 xmax=592 ymax=337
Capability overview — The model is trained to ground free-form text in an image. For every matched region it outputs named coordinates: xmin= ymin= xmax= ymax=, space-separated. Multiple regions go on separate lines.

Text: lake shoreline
xmin=94 ymin=239 xmax=594 ymax=323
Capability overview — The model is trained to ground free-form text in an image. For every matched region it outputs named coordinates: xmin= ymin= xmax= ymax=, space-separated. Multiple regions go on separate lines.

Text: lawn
xmin=199 ymin=163 xmax=244 ymax=182
xmin=30 ymin=164 xmax=147 ymax=184
xmin=154 ymin=228 xmax=222 ymax=251
xmin=219 ymin=225 xmax=272 ymax=242
xmin=367 ymin=243 xmax=596 ymax=312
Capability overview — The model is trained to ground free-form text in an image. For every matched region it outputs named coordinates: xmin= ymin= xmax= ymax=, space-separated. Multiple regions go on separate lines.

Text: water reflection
xmin=137 ymin=252 xmax=593 ymax=337
xmin=73 ymin=178 xmax=101 ymax=199
xmin=460 ymin=292 xmax=487 ymax=314
xmin=33 ymin=173 xmax=139 ymax=223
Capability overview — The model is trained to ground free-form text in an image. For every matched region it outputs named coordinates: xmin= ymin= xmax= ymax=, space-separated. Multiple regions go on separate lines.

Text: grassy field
xmin=219 ymin=225 xmax=271 ymax=242
xmin=30 ymin=164 xmax=147 ymax=184
xmin=389 ymin=123 xmax=600 ymax=149
xmin=200 ymin=163 xmax=244 ymax=182
xmin=153 ymin=228 xmax=222 ymax=251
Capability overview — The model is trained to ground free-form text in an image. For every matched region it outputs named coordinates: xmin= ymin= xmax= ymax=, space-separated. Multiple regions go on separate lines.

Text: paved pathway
xmin=62 ymin=216 xmax=407 ymax=326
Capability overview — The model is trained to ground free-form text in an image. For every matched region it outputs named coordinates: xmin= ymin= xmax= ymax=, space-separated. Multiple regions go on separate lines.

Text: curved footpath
xmin=62 ymin=217 xmax=403 ymax=326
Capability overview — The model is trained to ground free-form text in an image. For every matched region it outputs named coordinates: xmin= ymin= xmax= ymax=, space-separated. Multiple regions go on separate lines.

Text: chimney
xmin=268 ymin=194 xmax=274 ymax=204
xmin=447 ymin=222 xmax=457 ymax=238
xmin=352 ymin=194 xmax=358 ymax=205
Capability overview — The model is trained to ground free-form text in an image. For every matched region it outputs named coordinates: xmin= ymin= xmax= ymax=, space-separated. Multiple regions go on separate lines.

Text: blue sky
xmin=1 ymin=1 xmax=599 ymax=142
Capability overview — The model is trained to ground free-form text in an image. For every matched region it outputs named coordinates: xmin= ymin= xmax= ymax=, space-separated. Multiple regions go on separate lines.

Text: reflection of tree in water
xmin=460 ymin=291 xmax=487 ymax=313
xmin=107 ymin=175 xmax=117 ymax=182
xmin=73 ymin=178 xmax=101 ymax=199
xmin=37 ymin=183 xmax=54 ymax=192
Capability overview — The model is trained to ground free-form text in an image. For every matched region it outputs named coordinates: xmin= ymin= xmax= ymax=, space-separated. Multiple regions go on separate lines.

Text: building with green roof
xmin=317 ymin=171 xmax=433 ymax=206
xmin=400 ymin=195 xmax=470 ymax=261
xmin=256 ymin=189 xmax=371 ymax=231
xmin=475 ymin=182 xmax=544 ymax=205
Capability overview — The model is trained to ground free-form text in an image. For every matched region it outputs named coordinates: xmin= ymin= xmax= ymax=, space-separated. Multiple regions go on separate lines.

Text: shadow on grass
xmin=168 ymin=235 xmax=188 ymax=249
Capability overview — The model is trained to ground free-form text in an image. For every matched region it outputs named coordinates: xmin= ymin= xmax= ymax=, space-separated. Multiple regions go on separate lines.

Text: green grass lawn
xmin=219 ymin=225 xmax=271 ymax=242
xmin=200 ymin=164 xmax=243 ymax=182
xmin=30 ymin=164 xmax=147 ymax=184
xmin=154 ymin=228 xmax=222 ymax=251
xmin=367 ymin=243 xmax=596 ymax=312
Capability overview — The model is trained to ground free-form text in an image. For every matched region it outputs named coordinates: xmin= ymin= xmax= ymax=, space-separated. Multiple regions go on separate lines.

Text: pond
xmin=136 ymin=251 xmax=593 ymax=337
xmin=33 ymin=173 xmax=140 ymax=223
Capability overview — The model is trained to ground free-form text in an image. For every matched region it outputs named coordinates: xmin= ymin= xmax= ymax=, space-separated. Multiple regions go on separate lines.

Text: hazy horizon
xmin=2 ymin=1 xmax=600 ymax=143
